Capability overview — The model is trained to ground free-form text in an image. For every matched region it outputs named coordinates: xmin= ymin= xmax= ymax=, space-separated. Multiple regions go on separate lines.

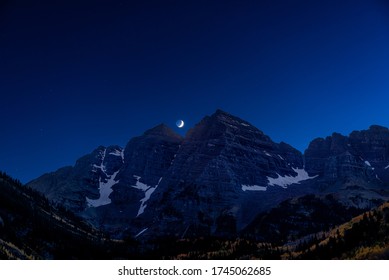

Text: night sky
xmin=1 ymin=0 xmax=389 ymax=183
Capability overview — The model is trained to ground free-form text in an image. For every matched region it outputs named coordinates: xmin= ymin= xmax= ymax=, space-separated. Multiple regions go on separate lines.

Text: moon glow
xmin=176 ymin=120 xmax=184 ymax=128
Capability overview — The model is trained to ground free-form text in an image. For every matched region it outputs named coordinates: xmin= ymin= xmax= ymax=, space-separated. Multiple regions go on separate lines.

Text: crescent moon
xmin=176 ymin=120 xmax=184 ymax=128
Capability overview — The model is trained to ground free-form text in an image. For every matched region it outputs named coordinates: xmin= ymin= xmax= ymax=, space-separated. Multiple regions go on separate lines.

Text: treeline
xmin=140 ymin=237 xmax=281 ymax=259
xmin=295 ymin=206 xmax=389 ymax=259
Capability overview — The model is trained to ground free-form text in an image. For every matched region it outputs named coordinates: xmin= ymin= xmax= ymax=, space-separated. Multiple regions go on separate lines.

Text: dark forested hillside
xmin=0 ymin=171 xmax=138 ymax=259
xmin=293 ymin=202 xmax=389 ymax=259
xmin=242 ymin=194 xmax=365 ymax=244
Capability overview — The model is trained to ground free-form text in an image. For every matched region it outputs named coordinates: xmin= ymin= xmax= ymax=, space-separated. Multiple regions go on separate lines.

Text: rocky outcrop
xmin=304 ymin=125 xmax=389 ymax=208
xmin=349 ymin=125 xmax=389 ymax=183
xmin=27 ymin=145 xmax=124 ymax=212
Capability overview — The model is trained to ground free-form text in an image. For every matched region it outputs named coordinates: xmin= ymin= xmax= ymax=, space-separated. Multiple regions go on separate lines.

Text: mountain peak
xmin=185 ymin=109 xmax=262 ymax=141
xmin=211 ymin=109 xmax=241 ymax=122
xmin=368 ymin=125 xmax=389 ymax=132
xmin=209 ymin=109 xmax=254 ymax=128
xmin=349 ymin=124 xmax=389 ymax=140
xmin=143 ymin=124 xmax=182 ymax=139
xmin=213 ymin=109 xmax=231 ymax=117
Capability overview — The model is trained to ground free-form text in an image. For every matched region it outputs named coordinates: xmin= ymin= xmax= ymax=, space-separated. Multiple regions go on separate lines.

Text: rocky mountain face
xmin=83 ymin=124 xmax=183 ymax=235
xmin=27 ymin=110 xmax=389 ymax=240
xmin=27 ymin=145 xmax=124 ymax=212
xmin=305 ymin=125 xmax=389 ymax=208
xmin=137 ymin=110 xmax=313 ymax=238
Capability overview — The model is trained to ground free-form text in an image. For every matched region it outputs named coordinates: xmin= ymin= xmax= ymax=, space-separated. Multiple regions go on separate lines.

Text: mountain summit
xmin=27 ymin=111 xmax=389 ymax=239
xmin=144 ymin=123 xmax=183 ymax=139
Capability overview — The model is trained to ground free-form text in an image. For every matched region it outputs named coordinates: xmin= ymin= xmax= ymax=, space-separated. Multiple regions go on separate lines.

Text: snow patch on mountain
xmin=92 ymin=163 xmax=107 ymax=173
xmin=86 ymin=170 xmax=119 ymax=207
xmin=267 ymin=168 xmax=318 ymax=188
xmin=242 ymin=168 xmax=317 ymax=191
xmin=134 ymin=228 xmax=148 ymax=238
xmin=131 ymin=175 xmax=150 ymax=191
xmin=109 ymin=149 xmax=122 ymax=157
xmin=364 ymin=161 xmax=375 ymax=170
xmin=241 ymin=185 xmax=267 ymax=191
xmin=264 ymin=151 xmax=272 ymax=157
xmin=109 ymin=148 xmax=124 ymax=162
xmin=385 ymin=164 xmax=389 ymax=169
xmin=92 ymin=148 xmax=107 ymax=173
xmin=133 ymin=176 xmax=163 ymax=217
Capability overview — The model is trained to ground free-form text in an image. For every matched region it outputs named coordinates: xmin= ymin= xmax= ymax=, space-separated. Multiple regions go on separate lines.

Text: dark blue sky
xmin=1 ymin=0 xmax=389 ymax=183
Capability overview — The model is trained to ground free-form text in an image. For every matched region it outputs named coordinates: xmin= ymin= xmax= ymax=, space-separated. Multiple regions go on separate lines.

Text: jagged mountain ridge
xmin=27 ymin=110 xmax=389 ymax=239
xmin=305 ymin=125 xmax=389 ymax=208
